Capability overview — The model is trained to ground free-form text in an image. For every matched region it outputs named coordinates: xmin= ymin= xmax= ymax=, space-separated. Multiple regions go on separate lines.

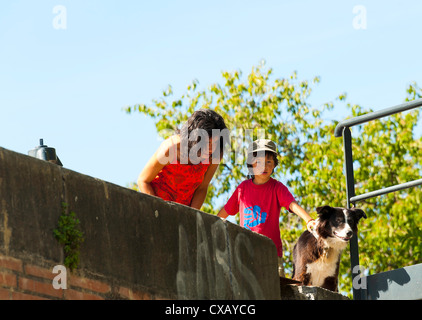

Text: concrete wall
xmin=0 ymin=147 xmax=281 ymax=300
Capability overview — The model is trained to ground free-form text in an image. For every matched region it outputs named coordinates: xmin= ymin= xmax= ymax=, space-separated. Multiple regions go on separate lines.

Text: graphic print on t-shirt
xmin=243 ymin=205 xmax=267 ymax=230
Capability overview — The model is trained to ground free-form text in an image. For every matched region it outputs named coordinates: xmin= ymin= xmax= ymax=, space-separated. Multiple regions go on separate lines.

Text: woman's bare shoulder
xmin=156 ymin=135 xmax=179 ymax=164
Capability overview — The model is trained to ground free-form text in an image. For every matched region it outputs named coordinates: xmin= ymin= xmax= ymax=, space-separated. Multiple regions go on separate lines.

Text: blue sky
xmin=1 ymin=0 xmax=421 ymax=189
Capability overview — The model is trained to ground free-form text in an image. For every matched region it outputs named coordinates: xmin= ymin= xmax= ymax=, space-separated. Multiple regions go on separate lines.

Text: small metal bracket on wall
xmin=28 ymin=138 xmax=63 ymax=166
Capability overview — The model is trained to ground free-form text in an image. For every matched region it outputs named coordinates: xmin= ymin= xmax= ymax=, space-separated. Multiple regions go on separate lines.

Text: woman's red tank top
xmin=150 ymin=160 xmax=210 ymax=206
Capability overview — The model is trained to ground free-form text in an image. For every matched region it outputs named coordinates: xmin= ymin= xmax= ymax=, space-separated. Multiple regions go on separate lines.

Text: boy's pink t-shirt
xmin=224 ymin=178 xmax=295 ymax=257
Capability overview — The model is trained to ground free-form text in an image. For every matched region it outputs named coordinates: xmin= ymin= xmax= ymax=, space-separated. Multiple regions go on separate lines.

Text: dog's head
xmin=315 ymin=206 xmax=366 ymax=242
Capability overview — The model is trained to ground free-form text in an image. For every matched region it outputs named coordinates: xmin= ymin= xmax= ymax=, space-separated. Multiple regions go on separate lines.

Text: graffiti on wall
xmin=176 ymin=212 xmax=265 ymax=299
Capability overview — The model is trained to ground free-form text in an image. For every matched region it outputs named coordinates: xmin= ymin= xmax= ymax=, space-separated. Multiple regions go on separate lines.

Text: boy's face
xmin=252 ymin=154 xmax=275 ymax=177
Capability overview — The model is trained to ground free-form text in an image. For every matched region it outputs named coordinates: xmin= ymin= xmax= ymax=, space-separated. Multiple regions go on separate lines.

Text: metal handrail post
xmin=343 ymin=127 xmax=363 ymax=300
xmin=335 ymin=99 xmax=422 ymax=300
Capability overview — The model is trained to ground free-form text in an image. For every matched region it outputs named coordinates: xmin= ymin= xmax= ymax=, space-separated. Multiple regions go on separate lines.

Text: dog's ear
xmin=316 ymin=206 xmax=333 ymax=218
xmin=350 ymin=208 xmax=367 ymax=221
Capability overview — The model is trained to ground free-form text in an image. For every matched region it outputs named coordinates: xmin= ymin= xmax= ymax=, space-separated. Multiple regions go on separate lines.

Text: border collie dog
xmin=292 ymin=206 xmax=366 ymax=292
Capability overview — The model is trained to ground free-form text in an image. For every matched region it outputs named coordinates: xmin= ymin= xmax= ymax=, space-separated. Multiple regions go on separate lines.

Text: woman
xmin=138 ymin=109 xmax=228 ymax=209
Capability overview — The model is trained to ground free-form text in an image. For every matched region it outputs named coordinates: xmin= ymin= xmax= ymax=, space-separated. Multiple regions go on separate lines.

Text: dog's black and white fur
xmin=292 ymin=206 xmax=366 ymax=292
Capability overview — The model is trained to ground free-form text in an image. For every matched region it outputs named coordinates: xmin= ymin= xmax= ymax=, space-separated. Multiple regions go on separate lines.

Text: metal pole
xmin=335 ymin=100 xmax=422 ymax=300
xmin=350 ymin=178 xmax=422 ymax=203
xmin=343 ymin=127 xmax=363 ymax=300
xmin=334 ymin=98 xmax=422 ymax=137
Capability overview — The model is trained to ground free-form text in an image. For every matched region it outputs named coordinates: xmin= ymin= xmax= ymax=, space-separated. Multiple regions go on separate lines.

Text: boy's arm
xmin=217 ymin=184 xmax=240 ymax=219
xmin=289 ymin=201 xmax=316 ymax=232
xmin=217 ymin=207 xmax=229 ymax=219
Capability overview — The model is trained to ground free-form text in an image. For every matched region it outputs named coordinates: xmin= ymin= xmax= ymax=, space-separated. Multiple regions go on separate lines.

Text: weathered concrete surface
xmin=0 ymin=147 xmax=281 ymax=300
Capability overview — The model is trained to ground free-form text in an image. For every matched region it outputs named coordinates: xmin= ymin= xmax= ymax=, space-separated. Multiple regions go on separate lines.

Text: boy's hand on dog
xmin=306 ymin=219 xmax=316 ymax=233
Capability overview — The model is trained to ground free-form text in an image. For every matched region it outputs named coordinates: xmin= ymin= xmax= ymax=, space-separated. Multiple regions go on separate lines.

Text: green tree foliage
xmin=125 ymin=62 xmax=422 ymax=296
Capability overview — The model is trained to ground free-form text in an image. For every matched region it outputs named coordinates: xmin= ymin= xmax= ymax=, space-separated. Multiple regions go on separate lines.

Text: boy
xmin=217 ymin=139 xmax=316 ymax=276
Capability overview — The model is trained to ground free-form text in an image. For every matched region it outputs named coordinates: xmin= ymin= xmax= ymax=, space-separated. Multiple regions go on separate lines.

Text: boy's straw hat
xmin=247 ymin=139 xmax=278 ymax=155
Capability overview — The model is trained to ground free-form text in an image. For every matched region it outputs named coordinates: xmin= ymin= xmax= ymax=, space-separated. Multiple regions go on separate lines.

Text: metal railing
xmin=334 ymin=98 xmax=422 ymax=300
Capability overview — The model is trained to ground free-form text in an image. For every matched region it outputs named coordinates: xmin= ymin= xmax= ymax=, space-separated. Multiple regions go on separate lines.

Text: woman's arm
xmin=190 ymin=163 xmax=219 ymax=210
xmin=137 ymin=137 xmax=177 ymax=196
xmin=137 ymin=157 xmax=162 ymax=196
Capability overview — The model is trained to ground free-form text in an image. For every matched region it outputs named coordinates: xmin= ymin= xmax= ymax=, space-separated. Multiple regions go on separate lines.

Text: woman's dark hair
xmin=246 ymin=151 xmax=279 ymax=179
xmin=177 ymin=109 xmax=229 ymax=164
